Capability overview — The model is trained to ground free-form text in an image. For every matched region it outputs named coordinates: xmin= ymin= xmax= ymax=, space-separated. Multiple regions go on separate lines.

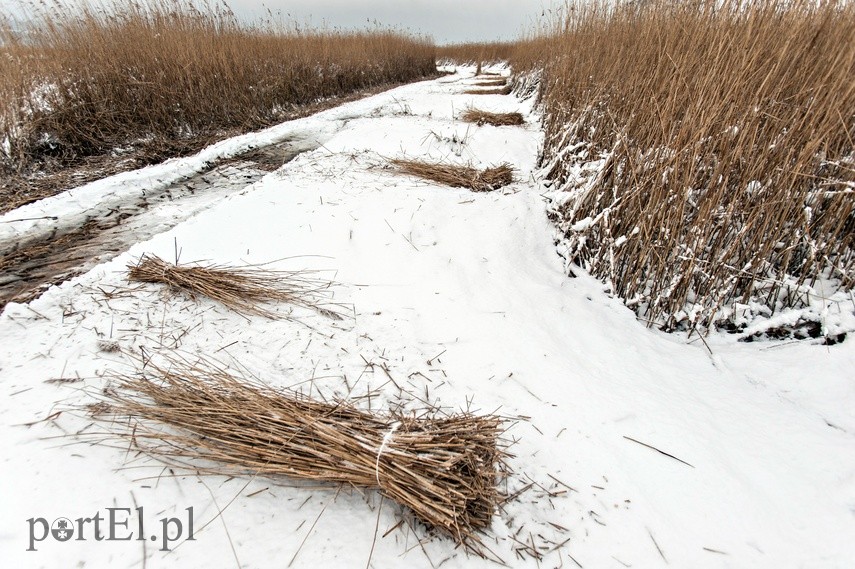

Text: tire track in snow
xmin=0 ymin=139 xmax=314 ymax=310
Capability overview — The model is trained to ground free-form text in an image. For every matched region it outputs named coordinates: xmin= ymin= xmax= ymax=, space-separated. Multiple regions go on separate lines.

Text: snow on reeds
xmin=436 ymin=41 xmax=516 ymax=66
xmin=0 ymin=0 xmax=436 ymax=175
xmin=512 ymin=0 xmax=855 ymax=334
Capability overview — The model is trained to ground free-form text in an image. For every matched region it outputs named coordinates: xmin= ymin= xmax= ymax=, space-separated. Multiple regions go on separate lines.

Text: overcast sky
xmin=228 ymin=0 xmax=557 ymax=43
xmin=4 ymin=0 xmax=558 ymax=44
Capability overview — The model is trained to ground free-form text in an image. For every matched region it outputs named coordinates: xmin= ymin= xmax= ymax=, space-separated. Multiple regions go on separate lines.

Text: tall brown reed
xmin=514 ymin=0 xmax=855 ymax=332
xmin=436 ymin=41 xmax=517 ymax=65
xmin=0 ymin=0 xmax=436 ymax=174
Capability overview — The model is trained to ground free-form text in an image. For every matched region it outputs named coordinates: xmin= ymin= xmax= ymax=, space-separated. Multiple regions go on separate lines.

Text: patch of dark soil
xmin=739 ymin=319 xmax=847 ymax=345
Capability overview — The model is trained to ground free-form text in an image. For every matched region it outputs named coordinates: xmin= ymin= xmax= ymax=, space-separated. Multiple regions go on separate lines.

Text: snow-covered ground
xmin=1 ymin=67 xmax=854 ymax=569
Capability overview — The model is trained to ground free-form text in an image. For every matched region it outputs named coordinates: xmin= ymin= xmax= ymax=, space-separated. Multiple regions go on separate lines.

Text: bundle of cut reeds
xmin=96 ymin=358 xmax=508 ymax=549
xmin=460 ymin=108 xmax=525 ymax=127
xmin=127 ymin=254 xmax=340 ymax=319
xmin=391 ymin=158 xmax=514 ymax=192
xmin=464 ymin=85 xmax=513 ymax=95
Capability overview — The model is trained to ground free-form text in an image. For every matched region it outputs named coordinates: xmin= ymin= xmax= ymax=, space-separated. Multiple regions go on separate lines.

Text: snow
xmin=571 ymin=216 xmax=593 ymax=231
xmin=0 ymin=75 xmax=467 ymax=252
xmin=1 ymin=66 xmax=854 ymax=569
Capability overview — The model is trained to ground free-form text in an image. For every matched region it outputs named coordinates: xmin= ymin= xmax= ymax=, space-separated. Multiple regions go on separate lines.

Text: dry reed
xmin=0 ymin=0 xmax=436 ymax=177
xmin=512 ymin=0 xmax=855 ymax=332
xmin=460 ymin=108 xmax=524 ymax=127
xmin=127 ymin=254 xmax=339 ymax=318
xmin=464 ymin=85 xmax=513 ymax=96
xmin=95 ymin=357 xmax=508 ymax=549
xmin=391 ymin=159 xmax=514 ymax=192
xmin=436 ymin=41 xmax=517 ymax=65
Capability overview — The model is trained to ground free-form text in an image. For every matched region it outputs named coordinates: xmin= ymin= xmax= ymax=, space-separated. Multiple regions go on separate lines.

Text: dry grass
xmin=0 ymin=77 xmax=426 ymax=214
xmin=513 ymin=0 xmax=855 ymax=332
xmin=464 ymin=85 xmax=513 ymax=96
xmin=94 ymin=356 xmax=508 ymax=550
xmin=127 ymin=255 xmax=340 ymax=319
xmin=391 ymin=159 xmax=514 ymax=192
xmin=436 ymin=41 xmax=516 ymax=65
xmin=460 ymin=108 xmax=524 ymax=127
xmin=0 ymin=0 xmax=436 ymax=177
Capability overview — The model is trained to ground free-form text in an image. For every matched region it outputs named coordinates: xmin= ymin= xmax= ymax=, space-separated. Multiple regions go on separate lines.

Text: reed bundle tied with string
xmin=94 ymin=358 xmax=508 ymax=549
xmin=127 ymin=254 xmax=340 ymax=318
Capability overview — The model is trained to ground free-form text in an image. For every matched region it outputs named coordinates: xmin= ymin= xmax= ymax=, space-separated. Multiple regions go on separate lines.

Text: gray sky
xmin=221 ymin=0 xmax=561 ymax=44
xmin=212 ymin=0 xmax=556 ymax=44
xmin=4 ymin=0 xmax=560 ymax=44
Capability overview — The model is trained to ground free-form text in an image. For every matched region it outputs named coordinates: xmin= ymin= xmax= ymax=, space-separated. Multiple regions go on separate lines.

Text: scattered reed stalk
xmin=512 ymin=0 xmax=855 ymax=332
xmin=390 ymin=159 xmax=514 ymax=192
xmin=464 ymin=85 xmax=513 ymax=96
xmin=127 ymin=254 xmax=340 ymax=318
xmin=94 ymin=356 xmax=508 ymax=550
xmin=460 ymin=108 xmax=524 ymax=127
xmin=0 ymin=0 xmax=436 ymax=177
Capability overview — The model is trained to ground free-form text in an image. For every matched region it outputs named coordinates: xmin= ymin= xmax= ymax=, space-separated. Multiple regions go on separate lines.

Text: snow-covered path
xmin=1 ymin=68 xmax=854 ymax=569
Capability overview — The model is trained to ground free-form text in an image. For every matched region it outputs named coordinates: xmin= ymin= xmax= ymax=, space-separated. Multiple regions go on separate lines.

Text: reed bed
xmin=436 ymin=41 xmax=517 ymax=65
xmin=95 ymin=357 xmax=508 ymax=549
xmin=391 ymin=159 xmax=514 ymax=192
xmin=127 ymin=255 xmax=340 ymax=318
xmin=0 ymin=0 xmax=436 ymax=179
xmin=512 ymin=0 xmax=855 ymax=333
xmin=460 ymin=108 xmax=524 ymax=127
